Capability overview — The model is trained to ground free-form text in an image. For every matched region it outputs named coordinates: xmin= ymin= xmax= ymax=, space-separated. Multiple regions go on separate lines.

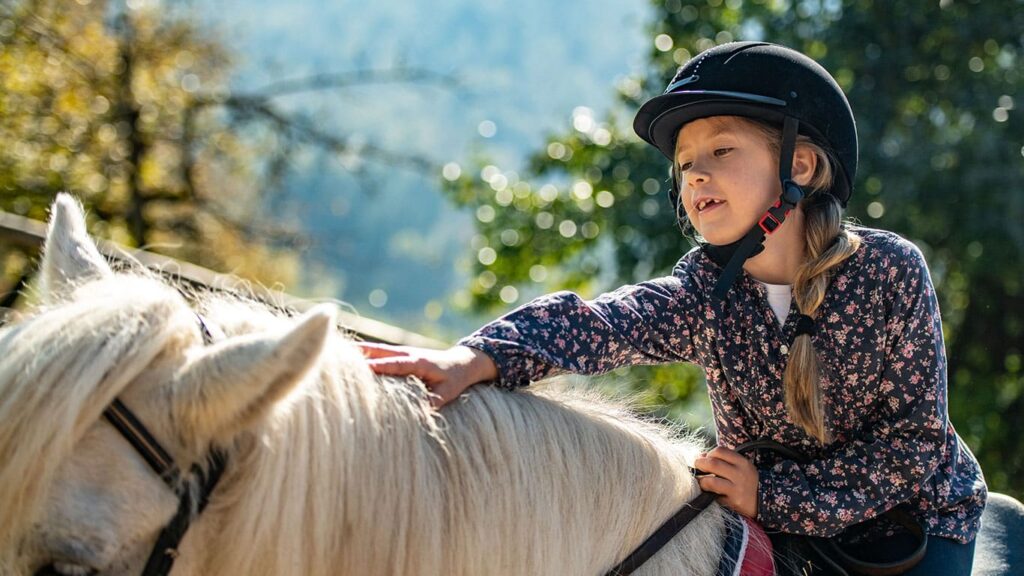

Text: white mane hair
xmin=0 ymin=195 xmax=729 ymax=576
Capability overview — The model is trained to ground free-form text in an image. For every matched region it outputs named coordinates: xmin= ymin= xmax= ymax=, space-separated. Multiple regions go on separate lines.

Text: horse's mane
xmin=1 ymin=270 xmax=727 ymax=576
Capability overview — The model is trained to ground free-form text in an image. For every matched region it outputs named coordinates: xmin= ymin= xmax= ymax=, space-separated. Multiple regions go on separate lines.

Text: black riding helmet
xmin=632 ymin=41 xmax=858 ymax=299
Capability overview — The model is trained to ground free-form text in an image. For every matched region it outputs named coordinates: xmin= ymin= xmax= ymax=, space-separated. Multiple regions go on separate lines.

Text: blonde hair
xmin=675 ymin=116 xmax=861 ymax=443
xmin=787 ymin=193 xmax=860 ymax=443
xmin=747 ymin=118 xmax=861 ymax=443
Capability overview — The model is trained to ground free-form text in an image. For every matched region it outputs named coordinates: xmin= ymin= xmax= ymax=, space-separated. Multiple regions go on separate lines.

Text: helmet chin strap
xmin=703 ymin=116 xmax=804 ymax=300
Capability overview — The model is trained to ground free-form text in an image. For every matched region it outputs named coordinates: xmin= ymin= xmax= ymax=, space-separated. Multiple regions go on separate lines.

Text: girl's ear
xmin=791 ymin=145 xmax=819 ymax=188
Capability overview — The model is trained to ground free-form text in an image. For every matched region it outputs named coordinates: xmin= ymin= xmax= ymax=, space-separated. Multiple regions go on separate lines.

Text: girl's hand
xmin=358 ymin=343 xmax=498 ymax=408
xmin=694 ymin=446 xmax=760 ymax=518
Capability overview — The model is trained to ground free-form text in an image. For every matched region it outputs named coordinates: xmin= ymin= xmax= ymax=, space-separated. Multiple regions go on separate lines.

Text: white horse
xmin=0 ymin=194 xmax=732 ymax=575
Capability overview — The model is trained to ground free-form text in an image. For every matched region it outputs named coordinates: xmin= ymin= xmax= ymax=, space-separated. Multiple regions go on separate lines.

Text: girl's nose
xmin=686 ymin=163 xmax=710 ymax=186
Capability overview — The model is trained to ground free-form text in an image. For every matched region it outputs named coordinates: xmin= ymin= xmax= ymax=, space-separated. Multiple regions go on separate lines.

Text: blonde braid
xmin=785 ymin=193 xmax=861 ymax=443
xmin=735 ymin=116 xmax=862 ymax=443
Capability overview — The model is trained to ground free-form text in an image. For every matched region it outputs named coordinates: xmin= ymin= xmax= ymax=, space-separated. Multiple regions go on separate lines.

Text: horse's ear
xmin=173 ymin=305 xmax=335 ymax=445
xmin=40 ymin=194 xmax=112 ymax=302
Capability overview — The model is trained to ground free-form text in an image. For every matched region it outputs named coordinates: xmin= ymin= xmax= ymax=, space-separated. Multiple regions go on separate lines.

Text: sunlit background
xmin=1 ymin=0 xmax=1021 ymax=498
xmin=201 ymin=0 xmax=649 ymax=339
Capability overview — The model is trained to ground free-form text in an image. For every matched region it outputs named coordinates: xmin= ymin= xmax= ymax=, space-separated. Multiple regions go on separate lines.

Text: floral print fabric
xmin=458 ymin=227 xmax=986 ymax=543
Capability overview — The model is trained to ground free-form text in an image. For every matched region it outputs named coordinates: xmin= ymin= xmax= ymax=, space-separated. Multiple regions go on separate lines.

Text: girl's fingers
xmin=364 ymin=358 xmax=408 ymax=375
xmin=428 ymin=381 xmax=460 ymax=408
xmin=358 ymin=342 xmax=409 ymax=359
xmin=707 ymin=446 xmax=747 ymax=464
xmin=366 ymin=357 xmax=436 ymax=380
xmin=694 ymin=455 xmax=738 ymax=478
xmin=698 ymin=474 xmax=734 ymax=496
xmin=698 ymin=448 xmax=759 ymax=518
xmin=359 ymin=345 xmax=473 ymax=409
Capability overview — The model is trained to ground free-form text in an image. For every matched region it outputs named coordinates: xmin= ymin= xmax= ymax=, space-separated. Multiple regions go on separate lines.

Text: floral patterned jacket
xmin=458 ymin=227 xmax=987 ymax=543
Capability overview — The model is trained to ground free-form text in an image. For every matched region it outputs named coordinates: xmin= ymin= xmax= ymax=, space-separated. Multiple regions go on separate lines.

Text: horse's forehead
xmin=61 ymin=421 xmax=154 ymax=484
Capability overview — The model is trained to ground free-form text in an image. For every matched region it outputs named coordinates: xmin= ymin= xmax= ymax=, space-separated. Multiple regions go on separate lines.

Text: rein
xmin=101 ymin=314 xmax=227 ymax=576
xmin=604 ymin=440 xmax=928 ymax=576
xmin=601 ymin=440 xmax=777 ymax=576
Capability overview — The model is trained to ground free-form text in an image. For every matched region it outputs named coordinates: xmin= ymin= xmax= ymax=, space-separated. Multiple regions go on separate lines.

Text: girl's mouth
xmin=697 ymin=199 xmax=725 ymax=213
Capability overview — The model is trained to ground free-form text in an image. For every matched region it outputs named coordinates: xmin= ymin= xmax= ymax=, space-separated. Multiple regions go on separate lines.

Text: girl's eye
xmin=677 ymin=161 xmax=692 ymax=172
xmin=714 ymin=147 xmax=734 ymax=157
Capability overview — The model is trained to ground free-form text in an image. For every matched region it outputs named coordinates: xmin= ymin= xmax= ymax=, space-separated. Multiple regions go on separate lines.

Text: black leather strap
xmin=603 ymin=491 xmax=718 ymax=575
xmin=104 ymin=399 xmax=180 ymax=487
xmin=804 ymin=507 xmax=928 ymax=576
xmin=102 ymin=314 xmax=226 ymax=576
xmin=602 ymin=439 xmax=796 ymax=575
xmin=140 ymin=452 xmax=227 ymax=576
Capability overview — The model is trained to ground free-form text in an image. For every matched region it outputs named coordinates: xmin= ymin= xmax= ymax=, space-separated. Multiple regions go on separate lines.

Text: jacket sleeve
xmin=457 ymin=258 xmax=703 ymax=389
xmin=756 ymin=239 xmax=950 ymax=537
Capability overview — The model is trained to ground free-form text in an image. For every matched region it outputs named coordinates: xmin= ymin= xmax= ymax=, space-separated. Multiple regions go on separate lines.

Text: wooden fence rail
xmin=0 ymin=209 xmax=447 ymax=349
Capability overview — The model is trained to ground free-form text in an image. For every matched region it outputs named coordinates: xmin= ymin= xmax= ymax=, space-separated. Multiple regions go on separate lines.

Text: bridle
xmin=99 ymin=314 xmax=227 ymax=576
xmin=97 ymin=309 xmax=682 ymax=576
xmin=102 ymin=402 xmax=226 ymax=576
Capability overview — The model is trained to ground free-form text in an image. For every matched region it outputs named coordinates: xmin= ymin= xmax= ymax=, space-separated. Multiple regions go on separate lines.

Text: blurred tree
xmin=0 ymin=0 xmax=446 ymax=300
xmin=444 ymin=0 xmax=1023 ymax=495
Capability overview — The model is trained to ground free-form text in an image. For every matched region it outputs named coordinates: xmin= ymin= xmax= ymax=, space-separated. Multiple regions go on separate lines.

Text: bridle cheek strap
xmin=140 ymin=452 xmax=227 ymax=576
xmin=101 ymin=313 xmax=228 ymax=576
xmin=103 ymin=399 xmax=228 ymax=576
xmin=104 ymin=400 xmax=179 ymax=486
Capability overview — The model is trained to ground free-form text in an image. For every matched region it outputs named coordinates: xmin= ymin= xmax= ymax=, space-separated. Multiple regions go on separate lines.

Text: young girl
xmin=360 ymin=42 xmax=987 ymax=574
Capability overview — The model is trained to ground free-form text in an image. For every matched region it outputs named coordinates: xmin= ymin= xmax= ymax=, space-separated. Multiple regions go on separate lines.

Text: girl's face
xmin=674 ymin=116 xmax=781 ymax=245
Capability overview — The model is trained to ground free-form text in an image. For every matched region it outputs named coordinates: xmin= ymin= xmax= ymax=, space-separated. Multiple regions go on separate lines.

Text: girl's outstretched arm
xmin=362 ymin=253 xmax=705 ymax=407
xmin=457 ymin=255 xmax=705 ymax=390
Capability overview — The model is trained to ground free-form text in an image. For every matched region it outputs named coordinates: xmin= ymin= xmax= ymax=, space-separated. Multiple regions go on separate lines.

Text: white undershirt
xmin=757 ymin=281 xmax=793 ymax=326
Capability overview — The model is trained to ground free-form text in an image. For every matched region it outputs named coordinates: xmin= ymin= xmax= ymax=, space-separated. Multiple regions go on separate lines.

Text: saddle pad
xmin=717 ymin=512 xmax=774 ymax=576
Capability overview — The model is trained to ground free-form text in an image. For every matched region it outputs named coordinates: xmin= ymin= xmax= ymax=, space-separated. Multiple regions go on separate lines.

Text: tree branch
xmin=217 ymin=95 xmax=438 ymax=173
xmin=244 ymin=67 xmax=460 ymax=100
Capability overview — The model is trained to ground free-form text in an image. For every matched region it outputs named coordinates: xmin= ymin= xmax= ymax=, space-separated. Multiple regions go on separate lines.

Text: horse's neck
xmin=183 ymin=363 xmax=726 ymax=576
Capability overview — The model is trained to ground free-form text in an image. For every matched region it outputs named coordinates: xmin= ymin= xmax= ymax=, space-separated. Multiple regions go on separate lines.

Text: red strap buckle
xmin=758 ymin=200 xmax=791 ymax=235
xmin=758 ymin=212 xmax=782 ymax=234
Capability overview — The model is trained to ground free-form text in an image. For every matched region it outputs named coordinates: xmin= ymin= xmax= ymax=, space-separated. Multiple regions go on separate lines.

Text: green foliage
xmin=0 ymin=0 xmax=301 ymax=289
xmin=445 ymin=0 xmax=1024 ymax=497
xmin=0 ymin=0 xmax=453 ymax=312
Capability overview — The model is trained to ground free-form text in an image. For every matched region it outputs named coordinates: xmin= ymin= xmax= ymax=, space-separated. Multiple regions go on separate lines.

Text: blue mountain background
xmin=205 ymin=0 xmax=650 ymax=340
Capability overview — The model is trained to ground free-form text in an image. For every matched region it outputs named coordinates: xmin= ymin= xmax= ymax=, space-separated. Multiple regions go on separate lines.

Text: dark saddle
xmin=773 ymin=491 xmax=1024 ymax=576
